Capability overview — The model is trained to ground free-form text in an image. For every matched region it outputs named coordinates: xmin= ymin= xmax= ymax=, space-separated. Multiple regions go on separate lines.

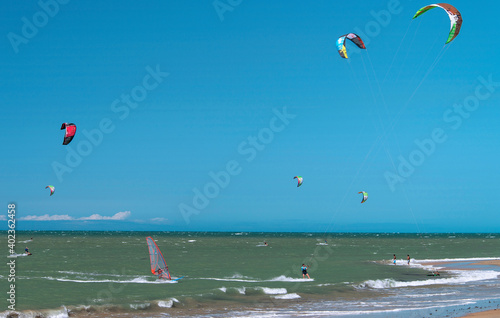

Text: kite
xmin=61 ymin=123 xmax=77 ymax=145
xmin=358 ymin=191 xmax=368 ymax=203
xmin=336 ymin=33 xmax=366 ymax=59
xmin=294 ymin=176 xmax=303 ymax=187
xmin=45 ymin=185 xmax=55 ymax=196
xmin=413 ymin=3 xmax=462 ymax=44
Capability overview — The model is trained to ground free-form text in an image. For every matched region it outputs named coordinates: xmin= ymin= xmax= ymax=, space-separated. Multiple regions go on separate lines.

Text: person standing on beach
xmin=301 ymin=264 xmax=310 ymax=279
xmin=407 ymin=255 xmax=410 ymax=265
xmin=393 ymin=254 xmax=397 ymax=264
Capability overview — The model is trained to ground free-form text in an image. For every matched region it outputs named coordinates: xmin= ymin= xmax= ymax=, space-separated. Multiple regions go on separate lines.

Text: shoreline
xmin=418 ymin=259 xmax=500 ymax=269
xmin=430 ymin=260 xmax=500 ymax=317
xmin=4 ymin=258 xmax=500 ymax=317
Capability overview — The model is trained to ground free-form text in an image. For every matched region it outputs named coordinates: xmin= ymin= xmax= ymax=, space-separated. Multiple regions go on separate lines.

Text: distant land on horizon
xmin=2 ymin=220 xmax=499 ymax=233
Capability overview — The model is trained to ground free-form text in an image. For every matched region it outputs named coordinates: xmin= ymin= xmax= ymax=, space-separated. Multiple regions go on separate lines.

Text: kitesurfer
xmin=407 ymin=255 xmax=411 ymax=265
xmin=393 ymin=254 xmax=397 ymax=265
xmin=301 ymin=264 xmax=310 ymax=279
xmin=264 ymin=241 xmax=268 ymax=246
xmin=25 ymin=247 xmax=31 ymax=255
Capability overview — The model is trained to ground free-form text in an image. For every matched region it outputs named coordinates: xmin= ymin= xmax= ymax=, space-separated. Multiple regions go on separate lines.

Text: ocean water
xmin=2 ymin=231 xmax=500 ymax=317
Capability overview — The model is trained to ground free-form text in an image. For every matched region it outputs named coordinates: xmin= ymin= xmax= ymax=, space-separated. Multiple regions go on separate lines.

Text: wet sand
xmin=460 ymin=309 xmax=500 ymax=317
xmin=425 ymin=260 xmax=500 ymax=317
xmin=470 ymin=260 xmax=500 ymax=266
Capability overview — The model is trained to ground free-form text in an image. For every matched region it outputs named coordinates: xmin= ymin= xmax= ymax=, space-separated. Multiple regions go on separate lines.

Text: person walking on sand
xmin=407 ymin=255 xmax=411 ymax=265
xmin=301 ymin=264 xmax=310 ymax=279
xmin=393 ymin=254 xmax=397 ymax=265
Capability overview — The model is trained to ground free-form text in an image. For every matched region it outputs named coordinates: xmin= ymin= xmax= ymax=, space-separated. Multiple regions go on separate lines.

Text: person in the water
xmin=393 ymin=254 xmax=397 ymax=264
xmin=24 ymin=247 xmax=31 ymax=255
xmin=301 ymin=264 xmax=310 ymax=279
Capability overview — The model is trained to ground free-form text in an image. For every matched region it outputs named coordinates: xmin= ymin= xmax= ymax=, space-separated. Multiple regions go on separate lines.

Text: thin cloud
xmin=132 ymin=217 xmax=169 ymax=224
xmin=149 ymin=217 xmax=169 ymax=223
xmin=79 ymin=211 xmax=131 ymax=220
xmin=0 ymin=215 xmax=7 ymax=221
xmin=20 ymin=214 xmax=74 ymax=221
xmin=19 ymin=211 xmax=131 ymax=221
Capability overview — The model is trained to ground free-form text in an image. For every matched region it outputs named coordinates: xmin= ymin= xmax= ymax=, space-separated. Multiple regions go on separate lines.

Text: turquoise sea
xmin=2 ymin=231 xmax=500 ymax=317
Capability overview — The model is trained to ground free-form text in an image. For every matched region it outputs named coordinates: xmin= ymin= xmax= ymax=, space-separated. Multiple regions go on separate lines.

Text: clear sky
xmin=2 ymin=0 xmax=499 ymax=232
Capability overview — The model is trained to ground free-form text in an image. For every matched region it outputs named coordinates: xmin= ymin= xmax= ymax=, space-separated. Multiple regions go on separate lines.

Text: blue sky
xmin=2 ymin=0 xmax=499 ymax=232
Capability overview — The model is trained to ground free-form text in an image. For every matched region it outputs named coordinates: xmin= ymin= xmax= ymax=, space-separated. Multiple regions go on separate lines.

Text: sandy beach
xmin=470 ymin=260 xmax=500 ymax=266
xmin=461 ymin=309 xmax=500 ymax=317
xmin=426 ymin=260 xmax=500 ymax=317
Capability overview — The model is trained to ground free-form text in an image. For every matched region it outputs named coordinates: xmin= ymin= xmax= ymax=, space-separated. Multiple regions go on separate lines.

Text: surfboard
xmin=172 ymin=276 xmax=185 ymax=281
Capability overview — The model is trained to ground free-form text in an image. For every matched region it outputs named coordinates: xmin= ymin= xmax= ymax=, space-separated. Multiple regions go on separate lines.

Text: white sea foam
xmin=129 ymin=303 xmax=151 ymax=310
xmin=390 ymin=257 xmax=500 ymax=269
xmin=7 ymin=253 xmax=28 ymax=258
xmin=268 ymin=275 xmax=314 ymax=282
xmin=272 ymin=293 xmax=301 ymax=299
xmin=358 ymin=269 xmax=499 ymax=289
xmin=260 ymin=287 xmax=287 ymax=295
xmin=219 ymin=287 xmax=227 ymax=293
xmin=43 ymin=276 xmax=179 ymax=284
xmin=417 ymin=257 xmax=500 ymax=263
xmin=157 ymin=299 xmax=178 ymax=308
xmin=236 ymin=287 xmax=246 ymax=294
xmin=202 ymin=277 xmax=260 ymax=282
xmin=200 ymin=275 xmax=313 ymax=283
xmin=46 ymin=306 xmax=69 ymax=318
xmin=57 ymin=270 xmax=125 ymax=277
xmin=188 ymin=239 xmax=196 ymax=242
xmin=158 ymin=298 xmax=179 ymax=308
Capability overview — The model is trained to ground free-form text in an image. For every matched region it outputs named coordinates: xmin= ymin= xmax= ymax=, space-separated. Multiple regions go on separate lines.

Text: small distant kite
xmin=61 ymin=123 xmax=77 ymax=145
xmin=294 ymin=176 xmax=303 ymax=187
xmin=413 ymin=3 xmax=462 ymax=44
xmin=46 ymin=185 xmax=55 ymax=196
xmin=336 ymin=33 xmax=366 ymax=59
xmin=358 ymin=191 xmax=368 ymax=203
